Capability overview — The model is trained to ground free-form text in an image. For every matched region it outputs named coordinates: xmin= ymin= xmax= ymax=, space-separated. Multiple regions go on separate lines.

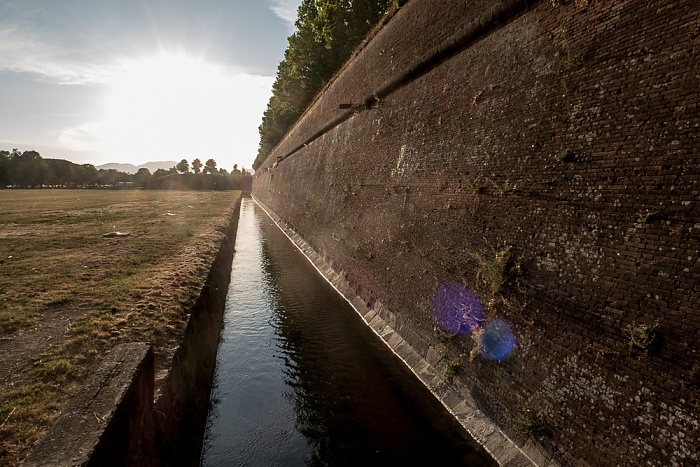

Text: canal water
xmin=200 ymin=198 xmax=495 ymax=466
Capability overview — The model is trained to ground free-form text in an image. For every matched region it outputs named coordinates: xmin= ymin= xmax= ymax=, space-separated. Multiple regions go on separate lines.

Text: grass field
xmin=0 ymin=189 xmax=241 ymax=466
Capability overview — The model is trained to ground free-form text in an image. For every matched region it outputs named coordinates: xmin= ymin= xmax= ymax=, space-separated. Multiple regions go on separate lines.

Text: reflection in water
xmin=201 ymin=198 xmax=495 ymax=466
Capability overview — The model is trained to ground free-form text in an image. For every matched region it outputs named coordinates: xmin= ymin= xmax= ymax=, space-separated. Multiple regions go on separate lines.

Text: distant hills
xmin=95 ymin=161 xmax=178 ymax=174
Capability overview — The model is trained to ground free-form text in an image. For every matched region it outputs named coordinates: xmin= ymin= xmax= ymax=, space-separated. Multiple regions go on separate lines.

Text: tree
xmin=74 ymin=164 xmax=97 ymax=186
xmin=204 ymin=158 xmax=217 ymax=174
xmin=134 ymin=168 xmax=151 ymax=188
xmin=15 ymin=150 xmax=46 ymax=187
xmin=44 ymin=159 xmax=75 ymax=186
xmin=149 ymin=168 xmax=170 ymax=189
xmin=0 ymin=150 xmax=10 ymax=186
xmin=97 ymin=169 xmax=117 ymax=186
xmin=254 ymin=0 xmax=392 ymax=170
xmin=114 ymin=170 xmax=130 ymax=185
xmin=191 ymin=158 xmax=202 ymax=174
xmin=176 ymin=159 xmax=190 ymax=173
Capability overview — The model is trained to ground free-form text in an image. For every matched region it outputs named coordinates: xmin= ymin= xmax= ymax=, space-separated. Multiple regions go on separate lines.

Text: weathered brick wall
xmin=253 ymin=0 xmax=700 ymax=465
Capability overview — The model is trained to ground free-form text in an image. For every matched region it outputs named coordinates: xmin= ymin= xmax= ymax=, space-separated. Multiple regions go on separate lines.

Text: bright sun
xmin=85 ymin=53 xmax=272 ymax=170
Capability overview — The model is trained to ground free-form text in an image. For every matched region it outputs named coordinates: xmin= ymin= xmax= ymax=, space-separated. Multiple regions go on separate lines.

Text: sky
xmin=0 ymin=0 xmax=302 ymax=172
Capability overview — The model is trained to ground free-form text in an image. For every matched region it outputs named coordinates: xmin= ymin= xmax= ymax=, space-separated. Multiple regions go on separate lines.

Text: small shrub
xmin=554 ymin=148 xmax=575 ymax=162
xmin=624 ymin=322 xmax=657 ymax=350
xmin=435 ymin=355 xmax=462 ymax=388
xmin=637 ymin=210 xmax=664 ymax=224
xmin=689 ymin=22 xmax=700 ymax=42
xmin=471 ymin=245 xmax=517 ymax=295
xmin=554 ymin=47 xmax=582 ymax=75
xmin=64 ymin=335 xmax=90 ymax=353
xmin=514 ymin=409 xmax=541 ymax=439
xmin=353 ymin=101 xmax=370 ymax=113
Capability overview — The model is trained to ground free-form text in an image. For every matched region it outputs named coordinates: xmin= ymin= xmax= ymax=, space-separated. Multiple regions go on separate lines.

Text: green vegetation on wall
xmin=254 ymin=0 xmax=393 ymax=170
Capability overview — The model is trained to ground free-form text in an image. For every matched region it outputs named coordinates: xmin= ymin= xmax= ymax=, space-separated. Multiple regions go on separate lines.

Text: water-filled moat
xmin=201 ymin=198 xmax=495 ymax=466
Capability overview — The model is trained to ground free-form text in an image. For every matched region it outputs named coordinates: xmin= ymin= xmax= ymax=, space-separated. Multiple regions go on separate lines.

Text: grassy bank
xmin=0 ymin=189 xmax=241 ymax=466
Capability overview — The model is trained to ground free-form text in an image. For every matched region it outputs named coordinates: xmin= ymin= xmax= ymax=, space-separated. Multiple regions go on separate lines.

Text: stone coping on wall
xmin=24 ymin=342 xmax=154 ymax=467
xmin=253 ymin=195 xmax=559 ymax=467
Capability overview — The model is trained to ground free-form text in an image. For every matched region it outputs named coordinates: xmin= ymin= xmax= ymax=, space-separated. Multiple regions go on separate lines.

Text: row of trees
xmin=254 ymin=0 xmax=393 ymax=170
xmin=173 ymin=157 xmax=250 ymax=175
xmin=0 ymin=150 xmax=99 ymax=188
xmin=146 ymin=160 xmax=251 ymax=190
xmin=0 ymin=150 xmax=252 ymax=191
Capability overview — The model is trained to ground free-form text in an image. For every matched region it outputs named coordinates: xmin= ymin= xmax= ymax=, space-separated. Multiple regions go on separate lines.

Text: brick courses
xmin=253 ymin=0 xmax=700 ymax=464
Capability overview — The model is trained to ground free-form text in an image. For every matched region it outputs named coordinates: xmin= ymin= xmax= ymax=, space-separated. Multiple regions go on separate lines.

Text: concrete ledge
xmin=24 ymin=342 xmax=154 ymax=467
xmin=24 ymin=196 xmax=242 ymax=466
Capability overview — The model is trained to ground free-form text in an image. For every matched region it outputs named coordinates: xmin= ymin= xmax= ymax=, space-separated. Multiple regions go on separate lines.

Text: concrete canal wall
xmin=24 ymin=198 xmax=241 ymax=467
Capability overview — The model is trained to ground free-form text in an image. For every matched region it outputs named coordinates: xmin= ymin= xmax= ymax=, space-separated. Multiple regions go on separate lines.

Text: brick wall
xmin=253 ymin=0 xmax=700 ymax=464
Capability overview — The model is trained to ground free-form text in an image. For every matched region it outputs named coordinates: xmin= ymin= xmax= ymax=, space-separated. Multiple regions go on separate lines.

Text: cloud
xmin=269 ymin=0 xmax=301 ymax=30
xmin=0 ymin=27 xmax=113 ymax=85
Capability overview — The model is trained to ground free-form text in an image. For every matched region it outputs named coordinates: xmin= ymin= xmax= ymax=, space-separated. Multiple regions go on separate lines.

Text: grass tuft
xmin=624 ymin=321 xmax=658 ymax=350
xmin=471 ymin=245 xmax=517 ymax=295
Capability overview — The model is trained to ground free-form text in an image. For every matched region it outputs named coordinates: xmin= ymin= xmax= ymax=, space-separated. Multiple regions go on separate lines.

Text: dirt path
xmin=0 ymin=306 xmax=76 ymax=397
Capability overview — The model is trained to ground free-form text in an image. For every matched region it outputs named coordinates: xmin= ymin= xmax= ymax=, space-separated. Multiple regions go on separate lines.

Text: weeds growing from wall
xmin=689 ymin=21 xmax=700 ymax=42
xmin=471 ymin=245 xmax=517 ymax=295
xmin=486 ymin=178 xmax=519 ymax=195
xmin=434 ymin=353 xmax=462 ymax=388
xmin=624 ymin=322 xmax=658 ymax=350
xmin=513 ymin=409 xmax=542 ymax=440
xmin=554 ymin=148 xmax=576 ymax=163
xmin=636 ymin=210 xmax=664 ymax=224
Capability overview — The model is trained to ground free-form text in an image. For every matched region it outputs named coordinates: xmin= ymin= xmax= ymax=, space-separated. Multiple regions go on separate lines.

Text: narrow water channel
xmin=200 ymin=198 xmax=495 ymax=466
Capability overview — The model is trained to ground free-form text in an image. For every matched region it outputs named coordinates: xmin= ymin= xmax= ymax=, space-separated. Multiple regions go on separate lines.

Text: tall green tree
xmin=0 ymin=150 xmax=10 ymax=186
xmin=176 ymin=159 xmax=190 ymax=173
xmin=254 ymin=0 xmax=392 ymax=170
xmin=74 ymin=164 xmax=97 ymax=186
xmin=15 ymin=150 xmax=46 ymax=187
xmin=134 ymin=168 xmax=151 ymax=188
xmin=204 ymin=158 xmax=217 ymax=174
xmin=44 ymin=159 xmax=75 ymax=186
xmin=191 ymin=158 xmax=203 ymax=174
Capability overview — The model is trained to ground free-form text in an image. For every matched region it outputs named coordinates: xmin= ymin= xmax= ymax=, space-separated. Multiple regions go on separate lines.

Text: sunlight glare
xmin=94 ymin=52 xmax=272 ymax=169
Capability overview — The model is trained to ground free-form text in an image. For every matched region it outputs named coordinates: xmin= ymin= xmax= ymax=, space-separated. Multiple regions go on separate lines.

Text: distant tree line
xmin=0 ymin=150 xmax=252 ymax=191
xmin=254 ymin=0 xmax=393 ymax=170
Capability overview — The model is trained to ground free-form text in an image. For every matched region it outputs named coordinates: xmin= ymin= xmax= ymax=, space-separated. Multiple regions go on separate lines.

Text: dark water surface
xmin=200 ymin=198 xmax=495 ymax=466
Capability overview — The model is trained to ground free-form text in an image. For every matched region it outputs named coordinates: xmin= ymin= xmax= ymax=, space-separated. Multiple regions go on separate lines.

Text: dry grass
xmin=0 ymin=189 xmax=241 ymax=466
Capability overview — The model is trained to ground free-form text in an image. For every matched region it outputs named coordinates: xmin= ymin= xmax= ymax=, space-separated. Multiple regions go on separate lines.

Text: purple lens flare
xmin=478 ymin=319 xmax=516 ymax=361
xmin=432 ymin=283 xmax=484 ymax=335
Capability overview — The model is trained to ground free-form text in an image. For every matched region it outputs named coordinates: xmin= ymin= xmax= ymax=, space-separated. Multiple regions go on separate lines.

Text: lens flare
xmin=432 ymin=283 xmax=484 ymax=335
xmin=478 ymin=319 xmax=516 ymax=361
